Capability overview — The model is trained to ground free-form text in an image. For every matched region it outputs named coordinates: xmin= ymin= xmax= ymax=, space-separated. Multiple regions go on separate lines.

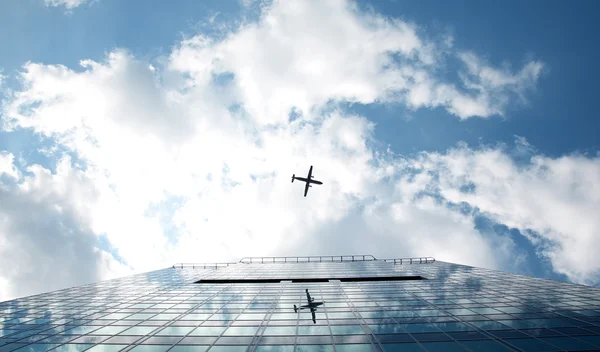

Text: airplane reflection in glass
xmin=294 ymin=289 xmax=324 ymax=323
xmin=292 ymin=165 xmax=323 ymax=197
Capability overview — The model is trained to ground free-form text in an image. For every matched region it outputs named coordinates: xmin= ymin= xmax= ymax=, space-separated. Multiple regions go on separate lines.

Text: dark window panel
xmin=488 ymin=330 xmax=529 ymax=339
xmin=411 ymin=332 xmax=453 ymax=342
xmin=380 ymin=342 xmax=425 ymax=352
xmin=332 ymin=335 xmax=372 ymax=344
xmin=374 ymin=334 xmax=414 ymax=343
xmin=505 ymin=338 xmax=561 ymax=351
xmin=459 ymin=339 xmax=516 ymax=351
xmin=446 ymin=331 xmax=487 ymax=340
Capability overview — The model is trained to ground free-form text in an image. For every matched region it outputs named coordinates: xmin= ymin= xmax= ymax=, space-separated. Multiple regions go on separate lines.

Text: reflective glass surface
xmin=1 ymin=259 xmax=599 ymax=351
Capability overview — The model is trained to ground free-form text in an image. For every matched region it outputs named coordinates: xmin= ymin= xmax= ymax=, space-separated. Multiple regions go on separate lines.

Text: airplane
xmin=294 ymin=289 xmax=324 ymax=324
xmin=291 ymin=165 xmax=323 ymax=197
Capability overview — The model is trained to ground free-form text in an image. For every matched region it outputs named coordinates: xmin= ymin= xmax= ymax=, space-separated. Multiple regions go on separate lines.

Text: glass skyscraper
xmin=2 ymin=255 xmax=600 ymax=352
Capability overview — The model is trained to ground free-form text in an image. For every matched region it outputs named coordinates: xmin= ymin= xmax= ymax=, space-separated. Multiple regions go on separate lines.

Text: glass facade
xmin=2 ymin=257 xmax=600 ymax=351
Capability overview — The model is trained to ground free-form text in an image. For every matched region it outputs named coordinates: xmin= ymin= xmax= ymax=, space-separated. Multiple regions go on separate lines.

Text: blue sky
xmin=1 ymin=0 xmax=599 ymax=301
xmin=3 ymin=0 xmax=599 ymax=157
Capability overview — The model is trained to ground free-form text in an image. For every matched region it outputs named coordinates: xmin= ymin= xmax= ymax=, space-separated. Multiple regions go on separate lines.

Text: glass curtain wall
xmin=1 ymin=259 xmax=600 ymax=351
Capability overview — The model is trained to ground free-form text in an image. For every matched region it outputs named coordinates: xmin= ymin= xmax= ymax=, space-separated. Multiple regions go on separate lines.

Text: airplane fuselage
xmin=298 ymin=302 xmax=323 ymax=309
xmin=292 ymin=177 xmax=323 ymax=185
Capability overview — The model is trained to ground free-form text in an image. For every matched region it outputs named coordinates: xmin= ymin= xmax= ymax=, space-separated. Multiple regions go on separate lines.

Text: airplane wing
xmin=307 ymin=165 xmax=313 ymax=179
xmin=306 ymin=290 xmax=312 ymax=303
xmin=304 ymin=182 xmax=310 ymax=197
xmin=311 ymin=309 xmax=316 ymax=324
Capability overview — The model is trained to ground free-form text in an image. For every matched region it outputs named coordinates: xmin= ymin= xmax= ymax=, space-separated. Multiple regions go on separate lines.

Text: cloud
xmin=0 ymin=152 xmax=19 ymax=180
xmin=169 ymin=0 xmax=543 ymax=121
xmin=449 ymin=52 xmax=545 ymax=118
xmin=0 ymin=0 xmax=561 ymax=299
xmin=44 ymin=0 xmax=88 ymax=9
xmin=414 ymin=142 xmax=600 ymax=285
xmin=0 ymin=154 xmax=129 ymax=301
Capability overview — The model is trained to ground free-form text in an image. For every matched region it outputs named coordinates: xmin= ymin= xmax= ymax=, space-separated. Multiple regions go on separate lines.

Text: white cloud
xmin=44 ymin=0 xmax=88 ymax=9
xmin=449 ymin=52 xmax=545 ymax=118
xmin=0 ymin=155 xmax=130 ymax=301
xmin=0 ymin=152 xmax=19 ymax=180
xmin=169 ymin=0 xmax=542 ymax=122
xmin=415 ymin=143 xmax=600 ymax=285
xmin=0 ymin=0 xmax=560 ymax=299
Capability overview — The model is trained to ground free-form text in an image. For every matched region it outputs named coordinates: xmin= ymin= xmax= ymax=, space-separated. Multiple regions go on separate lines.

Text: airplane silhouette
xmin=292 ymin=165 xmax=323 ymax=197
xmin=294 ymin=289 xmax=324 ymax=324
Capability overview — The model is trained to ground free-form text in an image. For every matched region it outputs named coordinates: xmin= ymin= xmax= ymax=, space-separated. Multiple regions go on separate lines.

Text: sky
xmin=0 ymin=0 xmax=599 ymax=301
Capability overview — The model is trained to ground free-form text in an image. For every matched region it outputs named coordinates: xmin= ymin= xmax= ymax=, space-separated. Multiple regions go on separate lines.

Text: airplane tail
xmin=291 ymin=174 xmax=295 ymax=183
xmin=294 ymin=305 xmax=298 ymax=312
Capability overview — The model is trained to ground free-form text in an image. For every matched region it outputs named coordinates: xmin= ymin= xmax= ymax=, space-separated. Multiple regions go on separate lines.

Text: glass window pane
xmin=150 ymin=314 xmax=180 ymax=320
xmin=295 ymin=346 xmax=334 ymax=352
xmin=14 ymin=344 xmax=59 ymax=352
xmin=575 ymin=336 xmax=600 ymax=347
xmin=381 ymin=343 xmax=425 ymax=352
xmin=434 ymin=322 xmax=476 ymax=332
xmin=125 ymin=314 xmax=155 ymax=320
xmin=189 ymin=326 xmax=226 ymax=336
xmin=222 ymin=326 xmax=258 ymax=336
xmin=62 ymin=326 xmax=101 ymax=335
xmin=326 ymin=312 xmax=355 ymax=319
xmin=506 ymin=338 xmax=561 ymax=351
xmin=459 ymin=340 xmax=514 ymax=351
xmin=169 ymin=347 xmax=209 ymax=352
xmin=89 ymin=326 xmax=129 ymax=335
xmin=369 ymin=324 xmax=404 ymax=334
xmin=335 ymin=345 xmax=377 ymax=352
xmin=329 ymin=325 xmax=365 ymax=335
xmin=100 ymin=313 xmax=131 ymax=320
xmin=208 ymin=347 xmax=248 ymax=352
xmin=539 ymin=337 xmax=597 ymax=351
xmin=128 ymin=346 xmax=169 ymax=352
xmin=400 ymin=324 xmax=441 ymax=333
xmin=85 ymin=345 xmax=128 ymax=352
xmin=156 ymin=326 xmax=195 ymax=336
xmin=468 ymin=321 xmax=511 ymax=330
xmin=120 ymin=326 xmax=157 ymax=335
xmin=497 ymin=320 xmax=539 ymax=329
xmin=297 ymin=325 xmax=330 ymax=335
xmin=255 ymin=346 xmax=294 ymax=352
xmin=51 ymin=345 xmax=94 ymax=352
xmin=419 ymin=341 xmax=468 ymax=352
xmin=181 ymin=314 xmax=211 ymax=320
xmin=264 ymin=326 xmax=297 ymax=336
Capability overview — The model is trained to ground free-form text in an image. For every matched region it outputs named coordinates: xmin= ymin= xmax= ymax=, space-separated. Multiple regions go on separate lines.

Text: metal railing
xmin=381 ymin=257 xmax=436 ymax=264
xmin=239 ymin=255 xmax=377 ymax=264
xmin=172 ymin=256 xmax=435 ymax=268
xmin=172 ymin=263 xmax=236 ymax=269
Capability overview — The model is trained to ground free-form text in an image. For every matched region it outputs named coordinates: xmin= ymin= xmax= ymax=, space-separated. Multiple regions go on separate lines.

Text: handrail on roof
xmin=381 ymin=257 xmax=436 ymax=264
xmin=172 ymin=256 xmax=436 ymax=268
xmin=239 ymin=255 xmax=377 ymax=263
xmin=172 ymin=263 xmax=236 ymax=269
